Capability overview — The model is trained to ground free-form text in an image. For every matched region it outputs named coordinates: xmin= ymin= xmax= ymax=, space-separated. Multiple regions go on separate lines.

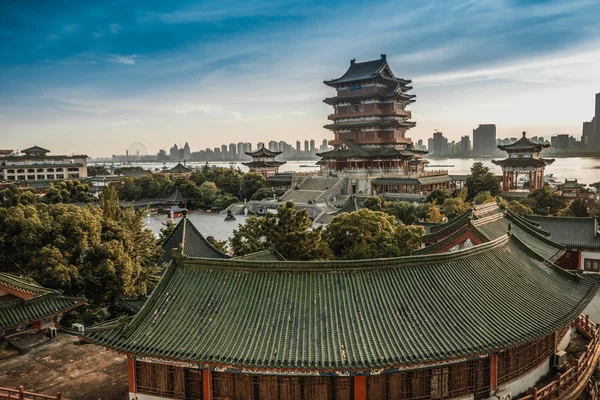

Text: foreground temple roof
xmin=159 ymin=217 xmax=230 ymax=265
xmin=498 ymin=132 xmax=550 ymax=151
xmin=87 ymin=231 xmax=597 ymax=372
xmin=0 ymin=273 xmax=85 ymax=331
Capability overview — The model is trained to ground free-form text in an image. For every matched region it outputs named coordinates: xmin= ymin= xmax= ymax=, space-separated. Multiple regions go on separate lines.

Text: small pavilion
xmin=492 ymin=131 xmax=554 ymax=192
xmin=242 ymin=147 xmax=286 ymax=178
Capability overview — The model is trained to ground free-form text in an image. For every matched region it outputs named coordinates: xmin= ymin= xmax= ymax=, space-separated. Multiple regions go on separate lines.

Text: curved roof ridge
xmin=182 ymin=235 xmax=510 ymax=272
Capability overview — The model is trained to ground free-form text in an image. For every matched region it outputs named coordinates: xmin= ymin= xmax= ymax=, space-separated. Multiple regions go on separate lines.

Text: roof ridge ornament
xmin=522 ymin=131 xmax=527 ymax=138
xmin=381 ymin=53 xmax=386 ymax=60
xmin=350 ymin=58 xmax=355 ymax=65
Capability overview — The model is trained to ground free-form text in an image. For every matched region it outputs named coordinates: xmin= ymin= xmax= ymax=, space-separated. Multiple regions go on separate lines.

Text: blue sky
xmin=1 ymin=0 xmax=599 ymax=156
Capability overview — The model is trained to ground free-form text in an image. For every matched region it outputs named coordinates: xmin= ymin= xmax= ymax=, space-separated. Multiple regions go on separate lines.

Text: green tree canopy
xmin=230 ymin=201 xmax=330 ymax=260
xmin=324 ymin=209 xmax=424 ymax=260
xmin=506 ymin=200 xmax=533 ymax=216
xmin=524 ymin=185 xmax=566 ymax=215
xmin=465 ymin=162 xmax=500 ymax=199
xmin=363 ymin=196 xmax=383 ymax=211
xmin=240 ymin=173 xmax=266 ymax=201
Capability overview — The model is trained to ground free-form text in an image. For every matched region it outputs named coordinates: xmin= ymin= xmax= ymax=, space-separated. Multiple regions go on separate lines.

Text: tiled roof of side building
xmin=526 ymin=216 xmax=600 ymax=250
xmin=0 ymin=273 xmax=85 ymax=330
xmin=423 ymin=209 xmax=472 ymax=242
xmin=159 ymin=218 xmax=230 ymax=265
xmin=473 ymin=211 xmax=564 ymax=262
xmin=87 ymin=235 xmax=598 ymax=372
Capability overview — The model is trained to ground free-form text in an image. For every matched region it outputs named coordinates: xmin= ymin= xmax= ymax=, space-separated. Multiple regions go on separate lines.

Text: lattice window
xmin=135 ymin=361 xmax=185 ymax=399
xmin=185 ymin=369 xmax=204 ymax=400
xmin=497 ymin=333 xmax=554 ymax=385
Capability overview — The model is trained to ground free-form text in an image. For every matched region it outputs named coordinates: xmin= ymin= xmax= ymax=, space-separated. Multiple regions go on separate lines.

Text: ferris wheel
xmin=127 ymin=142 xmax=148 ymax=160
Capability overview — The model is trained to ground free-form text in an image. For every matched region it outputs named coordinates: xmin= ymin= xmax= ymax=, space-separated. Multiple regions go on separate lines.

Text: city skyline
xmin=2 ymin=1 xmax=600 ymax=157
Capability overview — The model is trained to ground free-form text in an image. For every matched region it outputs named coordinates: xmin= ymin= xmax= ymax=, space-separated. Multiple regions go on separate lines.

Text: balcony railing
xmin=328 ymin=109 xmax=411 ymax=120
xmin=0 ymin=386 xmax=64 ymax=400
xmin=517 ymin=314 xmax=600 ymax=400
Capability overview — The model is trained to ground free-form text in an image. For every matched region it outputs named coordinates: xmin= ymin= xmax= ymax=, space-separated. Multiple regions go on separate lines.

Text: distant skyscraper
xmin=257 ymin=142 xmax=264 ymax=150
xmin=320 ymin=138 xmax=328 ymax=152
xmin=221 ymin=144 xmax=227 ymax=160
xmin=582 ymin=120 xmax=594 ymax=146
xmin=296 ymin=140 xmax=301 ymax=155
xmin=473 ymin=124 xmax=497 ymax=156
xmin=229 ymin=143 xmax=236 ymax=160
xmin=170 ymin=144 xmax=179 ymax=161
xmin=594 ymin=93 xmax=600 ymax=148
xmin=459 ymin=136 xmax=471 ymax=154
xmin=304 ymin=140 xmax=309 ymax=157
xmin=309 ymin=139 xmax=315 ymax=156
xmin=183 ymin=142 xmax=191 ymax=160
xmin=428 ymin=131 xmax=449 ymax=156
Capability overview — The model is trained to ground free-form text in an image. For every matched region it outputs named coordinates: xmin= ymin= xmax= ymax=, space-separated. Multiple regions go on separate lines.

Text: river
xmin=92 ymin=157 xmax=600 ymax=185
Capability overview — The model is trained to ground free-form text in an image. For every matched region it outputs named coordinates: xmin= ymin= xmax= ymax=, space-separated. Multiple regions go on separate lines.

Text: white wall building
xmin=0 ymin=145 xmax=87 ymax=182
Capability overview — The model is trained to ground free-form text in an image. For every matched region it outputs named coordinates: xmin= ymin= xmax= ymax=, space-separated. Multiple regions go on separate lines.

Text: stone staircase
xmin=279 ymin=176 xmax=344 ymax=204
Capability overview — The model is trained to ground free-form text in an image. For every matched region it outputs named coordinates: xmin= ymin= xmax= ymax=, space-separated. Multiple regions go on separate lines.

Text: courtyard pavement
xmin=0 ymin=333 xmax=127 ymax=400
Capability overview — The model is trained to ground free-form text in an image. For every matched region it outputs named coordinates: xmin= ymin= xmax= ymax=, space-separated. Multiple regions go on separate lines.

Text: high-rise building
xmin=304 ymin=140 xmax=309 ymax=158
xmin=594 ymin=93 xmax=600 ymax=148
xmin=221 ymin=144 xmax=228 ymax=160
xmin=582 ymin=120 xmax=594 ymax=146
xmin=473 ymin=124 xmax=497 ymax=156
xmin=183 ymin=142 xmax=191 ymax=160
xmin=309 ymin=139 xmax=315 ymax=157
xmin=427 ymin=131 xmax=449 ymax=156
xmin=170 ymin=144 xmax=179 ymax=161
xmin=268 ymin=141 xmax=278 ymax=152
xmin=229 ymin=143 xmax=236 ymax=160
xmin=459 ymin=135 xmax=471 ymax=154
xmin=237 ymin=142 xmax=245 ymax=160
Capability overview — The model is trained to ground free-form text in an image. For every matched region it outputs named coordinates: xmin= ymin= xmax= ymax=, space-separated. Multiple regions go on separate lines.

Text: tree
xmin=525 ymin=186 xmax=566 ymax=215
xmin=465 ymin=162 xmax=500 ymax=200
xmin=363 ymin=196 xmax=383 ymax=211
xmin=442 ymin=188 xmax=470 ymax=219
xmin=473 ymin=191 xmax=494 ymax=205
xmin=159 ymin=220 xmax=176 ymax=242
xmin=200 ymin=181 xmax=219 ymax=206
xmin=324 ymin=209 xmax=424 ymax=259
xmin=566 ymin=198 xmax=589 ymax=217
xmin=213 ymin=193 xmax=239 ymax=209
xmin=230 ymin=201 xmax=330 ymax=260
xmin=507 ymin=200 xmax=533 ymax=216
xmin=426 ymin=189 xmax=448 ymax=205
xmin=0 ymin=184 xmax=162 ymax=306
xmin=213 ymin=168 xmax=243 ymax=197
xmin=426 ymin=200 xmax=445 ymax=223
xmin=87 ymin=165 xmax=110 ymax=176
xmin=240 ymin=173 xmax=266 ymax=201
xmin=383 ymin=201 xmax=428 ymax=224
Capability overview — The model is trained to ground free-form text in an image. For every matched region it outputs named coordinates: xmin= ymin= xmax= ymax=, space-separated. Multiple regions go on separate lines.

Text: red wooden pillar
xmin=203 ymin=369 xmax=213 ymax=400
xmin=354 ymin=376 xmax=367 ymax=400
xmin=128 ymin=358 xmax=136 ymax=394
xmin=490 ymin=354 xmax=498 ymax=392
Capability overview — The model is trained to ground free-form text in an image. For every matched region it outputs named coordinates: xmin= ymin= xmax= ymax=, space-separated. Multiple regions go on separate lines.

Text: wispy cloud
xmin=105 ymin=54 xmax=139 ymax=65
xmin=110 ymin=24 xmax=121 ymax=34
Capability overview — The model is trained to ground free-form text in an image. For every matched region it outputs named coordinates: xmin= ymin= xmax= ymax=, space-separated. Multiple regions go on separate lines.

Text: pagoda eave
xmin=491 ymin=158 xmax=555 ymax=167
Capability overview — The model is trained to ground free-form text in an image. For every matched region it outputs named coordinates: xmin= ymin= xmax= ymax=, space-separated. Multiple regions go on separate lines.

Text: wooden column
xmin=354 ymin=376 xmax=367 ymax=400
xmin=203 ymin=369 xmax=213 ymax=400
xmin=490 ymin=354 xmax=499 ymax=392
xmin=128 ymin=357 xmax=136 ymax=394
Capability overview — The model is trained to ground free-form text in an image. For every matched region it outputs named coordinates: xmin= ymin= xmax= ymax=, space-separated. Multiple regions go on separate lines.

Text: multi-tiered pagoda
xmin=317 ymin=54 xmax=427 ymax=173
xmin=242 ymin=146 xmax=286 ymax=178
xmin=492 ymin=132 xmax=554 ymax=191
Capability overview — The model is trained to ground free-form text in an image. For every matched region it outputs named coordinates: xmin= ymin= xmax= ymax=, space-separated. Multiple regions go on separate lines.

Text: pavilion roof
xmin=21 ymin=145 xmax=50 ymax=154
xmin=324 ymin=55 xmax=411 ymax=86
xmin=159 ymin=217 xmax=230 ymax=265
xmin=559 ymin=179 xmax=583 ymax=190
xmin=316 ymin=141 xmax=424 ymax=160
xmin=0 ymin=273 xmax=85 ymax=331
xmin=525 ymin=216 xmax=600 ymax=250
xmin=245 ymin=147 xmax=281 ymax=157
xmin=498 ymin=132 xmax=550 ymax=151
xmin=86 ymin=234 xmax=598 ymax=372
xmin=166 ymin=163 xmax=192 ymax=174
xmin=163 ymin=188 xmax=189 ymax=203
xmin=491 ymin=158 xmax=555 ymax=167
xmin=241 ymin=160 xmax=286 ymax=168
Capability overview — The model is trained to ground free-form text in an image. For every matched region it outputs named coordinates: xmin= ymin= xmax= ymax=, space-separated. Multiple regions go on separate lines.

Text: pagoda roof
xmin=0 ymin=273 xmax=85 ymax=331
xmin=159 ymin=217 xmax=230 ymax=265
xmin=245 ymin=147 xmax=282 ymax=157
xmin=526 ymin=216 xmax=600 ymax=250
xmin=559 ymin=179 xmax=583 ymax=190
xmin=491 ymin=158 xmax=555 ymax=167
xmin=21 ymin=145 xmax=50 ymax=154
xmin=324 ymin=119 xmax=415 ymax=130
xmin=323 ymin=91 xmax=416 ymax=105
xmin=324 ymin=55 xmax=411 ymax=86
xmin=165 ymin=162 xmax=192 ymax=174
xmin=316 ymin=141 xmax=425 ymax=160
xmin=163 ymin=188 xmax=189 ymax=203
xmin=241 ymin=160 xmax=286 ymax=168
xmin=498 ymin=132 xmax=550 ymax=151
xmin=86 ymin=234 xmax=598 ymax=372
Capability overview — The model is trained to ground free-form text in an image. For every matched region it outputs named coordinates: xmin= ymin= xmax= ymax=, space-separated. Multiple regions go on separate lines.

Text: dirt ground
xmin=0 ymin=333 xmax=128 ymax=400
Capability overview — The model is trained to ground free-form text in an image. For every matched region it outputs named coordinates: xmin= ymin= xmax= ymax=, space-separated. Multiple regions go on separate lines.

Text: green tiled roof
xmin=159 ymin=218 xmax=230 ymax=265
xmin=423 ymin=209 xmax=472 ymax=241
xmin=116 ymin=298 xmax=147 ymax=315
xmin=316 ymin=141 xmax=427 ymax=160
xmin=163 ymin=188 xmax=188 ymax=203
xmin=86 ymin=235 xmax=597 ymax=372
xmin=0 ymin=273 xmax=85 ymax=331
xmin=166 ymin=163 xmax=192 ymax=173
xmin=526 ymin=216 xmax=600 ymax=250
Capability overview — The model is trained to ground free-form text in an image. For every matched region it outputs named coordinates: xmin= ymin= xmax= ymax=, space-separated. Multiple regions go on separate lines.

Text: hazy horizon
xmin=2 ymin=0 xmax=600 ymax=157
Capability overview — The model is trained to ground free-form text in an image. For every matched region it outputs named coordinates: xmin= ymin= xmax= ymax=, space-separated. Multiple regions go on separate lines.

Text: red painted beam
xmin=128 ymin=357 xmax=136 ymax=394
xmin=354 ymin=376 xmax=367 ymax=400
xmin=203 ymin=369 xmax=213 ymax=400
